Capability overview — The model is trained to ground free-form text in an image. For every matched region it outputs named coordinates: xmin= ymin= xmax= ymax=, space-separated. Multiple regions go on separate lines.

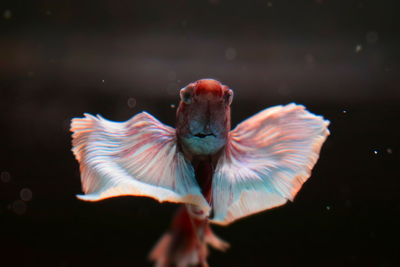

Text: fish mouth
xmin=194 ymin=133 xmax=216 ymax=138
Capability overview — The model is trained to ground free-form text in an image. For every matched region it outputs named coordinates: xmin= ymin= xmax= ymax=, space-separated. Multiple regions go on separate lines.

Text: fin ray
xmin=71 ymin=112 xmax=210 ymax=214
xmin=210 ymin=103 xmax=329 ymax=225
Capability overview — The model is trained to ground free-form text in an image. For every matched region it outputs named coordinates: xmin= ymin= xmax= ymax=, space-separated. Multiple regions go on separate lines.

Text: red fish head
xmin=176 ymin=79 xmax=233 ymax=156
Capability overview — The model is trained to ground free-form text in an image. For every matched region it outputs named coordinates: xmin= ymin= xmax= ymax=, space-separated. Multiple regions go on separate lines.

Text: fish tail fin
xmin=150 ymin=206 xmax=227 ymax=267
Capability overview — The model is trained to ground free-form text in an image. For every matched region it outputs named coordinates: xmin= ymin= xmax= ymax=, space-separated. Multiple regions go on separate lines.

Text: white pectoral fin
xmin=210 ymin=103 xmax=329 ymax=225
xmin=71 ymin=112 xmax=210 ymax=215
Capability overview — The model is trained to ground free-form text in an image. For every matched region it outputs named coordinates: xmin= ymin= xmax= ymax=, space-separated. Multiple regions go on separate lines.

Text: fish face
xmin=176 ymin=79 xmax=233 ymax=156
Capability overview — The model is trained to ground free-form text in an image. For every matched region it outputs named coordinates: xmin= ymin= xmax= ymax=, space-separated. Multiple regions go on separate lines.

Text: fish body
xmin=149 ymin=80 xmax=232 ymax=266
xmin=176 ymin=79 xmax=231 ymax=157
xmin=70 ymin=79 xmax=330 ymax=266
xmin=176 ymin=80 xmax=231 ymax=219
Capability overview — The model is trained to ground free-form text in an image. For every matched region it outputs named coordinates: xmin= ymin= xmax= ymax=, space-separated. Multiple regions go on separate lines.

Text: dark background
xmin=1 ymin=0 xmax=399 ymax=266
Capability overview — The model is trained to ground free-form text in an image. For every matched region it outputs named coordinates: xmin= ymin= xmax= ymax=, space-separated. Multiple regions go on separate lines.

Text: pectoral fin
xmin=210 ymin=103 xmax=329 ymax=225
xmin=71 ymin=112 xmax=210 ymax=215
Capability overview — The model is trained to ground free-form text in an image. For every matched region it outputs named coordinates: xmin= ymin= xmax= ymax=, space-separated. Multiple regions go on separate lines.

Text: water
xmin=0 ymin=1 xmax=399 ymax=266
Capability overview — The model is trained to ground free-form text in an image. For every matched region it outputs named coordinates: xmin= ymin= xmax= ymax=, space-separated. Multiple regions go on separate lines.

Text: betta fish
xmin=70 ymin=79 xmax=329 ymax=267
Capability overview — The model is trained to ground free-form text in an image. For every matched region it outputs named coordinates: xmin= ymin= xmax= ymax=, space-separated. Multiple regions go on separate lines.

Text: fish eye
xmin=180 ymin=88 xmax=192 ymax=104
xmin=224 ymin=89 xmax=234 ymax=105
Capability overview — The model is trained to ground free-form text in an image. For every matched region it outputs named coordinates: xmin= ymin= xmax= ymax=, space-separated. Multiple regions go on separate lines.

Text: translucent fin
xmin=149 ymin=207 xmax=211 ymax=267
xmin=210 ymin=103 xmax=330 ymax=225
xmin=71 ymin=112 xmax=210 ymax=215
xmin=204 ymin=224 xmax=230 ymax=251
xmin=149 ymin=232 xmax=173 ymax=267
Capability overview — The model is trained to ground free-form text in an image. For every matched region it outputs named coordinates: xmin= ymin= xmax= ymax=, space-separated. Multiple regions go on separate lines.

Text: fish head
xmin=176 ymin=79 xmax=233 ymax=156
